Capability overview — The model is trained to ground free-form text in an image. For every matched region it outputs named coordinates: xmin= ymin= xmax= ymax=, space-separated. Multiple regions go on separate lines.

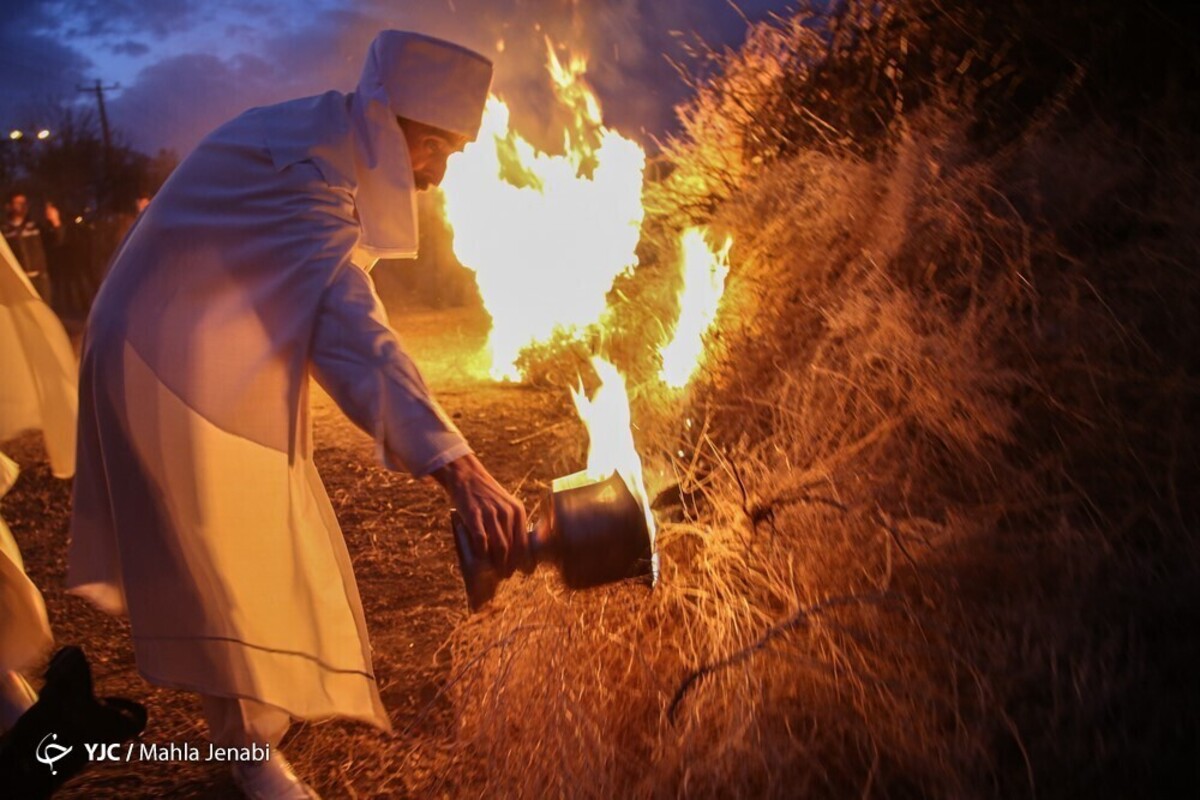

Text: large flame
xmin=440 ymin=46 xmax=645 ymax=380
xmin=570 ymin=357 xmax=658 ymax=581
xmin=659 ymin=228 xmax=732 ymax=388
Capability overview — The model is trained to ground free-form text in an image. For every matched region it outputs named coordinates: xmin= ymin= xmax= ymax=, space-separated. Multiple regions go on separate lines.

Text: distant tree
xmin=26 ymin=106 xmax=105 ymax=215
xmin=4 ymin=102 xmax=178 ymax=218
xmin=143 ymin=149 xmax=178 ymax=200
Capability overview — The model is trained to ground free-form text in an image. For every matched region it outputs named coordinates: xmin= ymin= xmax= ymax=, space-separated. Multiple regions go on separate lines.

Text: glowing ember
xmin=660 ymin=227 xmax=732 ymax=389
xmin=570 ymin=357 xmax=658 ymax=581
xmin=440 ymin=45 xmax=645 ymax=380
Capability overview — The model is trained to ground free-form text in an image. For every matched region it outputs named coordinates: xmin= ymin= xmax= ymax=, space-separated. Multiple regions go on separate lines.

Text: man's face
xmin=6 ymin=194 xmax=28 ymax=220
xmin=399 ymin=120 xmax=468 ymax=191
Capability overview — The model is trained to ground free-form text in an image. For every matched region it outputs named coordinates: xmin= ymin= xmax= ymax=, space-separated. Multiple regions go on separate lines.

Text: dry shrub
xmin=442 ymin=4 xmax=1199 ymax=797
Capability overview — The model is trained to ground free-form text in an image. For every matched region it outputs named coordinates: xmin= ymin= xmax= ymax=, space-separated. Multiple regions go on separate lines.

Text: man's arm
xmin=309 ymin=261 xmax=527 ymax=570
xmin=430 ymin=452 xmax=529 ymax=574
xmin=41 ymin=202 xmax=66 ymax=248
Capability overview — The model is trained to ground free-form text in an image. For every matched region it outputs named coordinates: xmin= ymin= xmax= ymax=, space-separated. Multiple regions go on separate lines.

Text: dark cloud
xmin=108 ymin=52 xmax=282 ymax=155
xmin=393 ymin=0 xmax=789 ymax=144
xmin=110 ymin=39 xmax=151 ymax=57
xmin=548 ymin=0 xmax=801 ymax=140
xmin=31 ymin=0 xmax=278 ymax=43
xmin=3 ymin=0 xmax=793 ymax=155
xmin=243 ymin=0 xmax=790 ymax=151
xmin=223 ymin=23 xmax=260 ymax=40
xmin=40 ymin=0 xmax=200 ymax=39
xmin=0 ymin=3 xmax=94 ymax=130
xmin=103 ymin=6 xmax=381 ymax=155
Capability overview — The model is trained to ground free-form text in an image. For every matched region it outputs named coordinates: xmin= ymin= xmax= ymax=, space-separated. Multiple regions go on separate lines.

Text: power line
xmin=77 ymin=79 xmax=119 ymax=154
xmin=77 ymin=79 xmax=120 ymax=211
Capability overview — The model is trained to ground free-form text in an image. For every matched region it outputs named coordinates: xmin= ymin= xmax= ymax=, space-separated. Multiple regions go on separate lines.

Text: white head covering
xmin=351 ymin=31 xmax=494 ymax=260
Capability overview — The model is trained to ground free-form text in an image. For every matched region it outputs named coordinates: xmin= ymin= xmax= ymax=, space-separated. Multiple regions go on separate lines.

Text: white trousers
xmin=201 ymin=694 xmax=291 ymax=748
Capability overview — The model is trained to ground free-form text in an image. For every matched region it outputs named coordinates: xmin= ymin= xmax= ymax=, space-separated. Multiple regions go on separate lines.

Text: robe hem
xmin=67 ymin=580 xmax=128 ymax=617
xmin=137 ymin=667 xmax=393 ymax=733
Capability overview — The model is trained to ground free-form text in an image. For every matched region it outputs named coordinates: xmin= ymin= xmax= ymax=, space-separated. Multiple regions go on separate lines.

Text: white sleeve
xmin=310 ymin=261 xmax=471 ymax=476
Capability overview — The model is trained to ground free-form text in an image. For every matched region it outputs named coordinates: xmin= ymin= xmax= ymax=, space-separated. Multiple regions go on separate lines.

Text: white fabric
xmin=67 ymin=80 xmax=472 ymax=731
xmin=351 ymin=31 xmax=490 ymax=261
xmin=0 ymin=451 xmax=53 ymax=673
xmin=0 ymin=669 xmax=38 ymax=730
xmin=350 ymin=68 xmax=420 ymax=262
xmin=0 ymin=235 xmax=77 ymax=478
xmin=372 ymin=31 xmax=493 ymax=139
xmin=0 ymin=234 xmax=71 ymax=674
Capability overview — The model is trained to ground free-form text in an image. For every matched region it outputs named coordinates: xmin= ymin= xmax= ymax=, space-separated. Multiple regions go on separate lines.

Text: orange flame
xmin=570 ymin=357 xmax=658 ymax=582
xmin=659 ymin=228 xmax=732 ymax=388
xmin=440 ymin=45 xmax=645 ymax=380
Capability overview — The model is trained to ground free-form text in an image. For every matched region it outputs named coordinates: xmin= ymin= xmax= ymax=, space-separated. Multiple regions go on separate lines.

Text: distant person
xmin=106 ymin=192 xmax=155 ymax=266
xmin=67 ymin=31 xmax=527 ymax=800
xmin=43 ymin=207 xmax=96 ymax=321
xmin=2 ymin=192 xmax=64 ymax=305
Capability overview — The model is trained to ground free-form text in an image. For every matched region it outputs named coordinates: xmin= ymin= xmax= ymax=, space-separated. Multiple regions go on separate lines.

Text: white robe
xmin=0 ymin=451 xmax=53 ymax=673
xmin=0 ymin=236 xmax=72 ymax=674
xmin=66 ymin=91 xmax=472 ymax=730
xmin=0 ymin=235 xmax=77 ymax=478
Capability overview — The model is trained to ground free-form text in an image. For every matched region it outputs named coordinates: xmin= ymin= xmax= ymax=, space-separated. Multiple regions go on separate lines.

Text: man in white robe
xmin=0 ymin=229 xmax=76 ymax=731
xmin=0 ymin=234 xmax=77 ymax=479
xmin=67 ymin=31 xmax=528 ymax=799
xmin=0 ymin=451 xmax=52 ymax=732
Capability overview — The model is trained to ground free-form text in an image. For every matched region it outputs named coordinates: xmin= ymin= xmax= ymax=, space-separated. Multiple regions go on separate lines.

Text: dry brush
xmin=443 ymin=4 xmax=1200 ymax=797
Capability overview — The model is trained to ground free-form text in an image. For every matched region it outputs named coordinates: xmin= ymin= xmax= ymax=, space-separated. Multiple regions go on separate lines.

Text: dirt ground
xmin=2 ymin=302 xmax=587 ymax=798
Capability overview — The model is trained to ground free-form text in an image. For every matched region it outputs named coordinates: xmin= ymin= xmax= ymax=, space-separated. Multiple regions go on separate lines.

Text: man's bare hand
xmin=432 ymin=454 xmax=528 ymax=575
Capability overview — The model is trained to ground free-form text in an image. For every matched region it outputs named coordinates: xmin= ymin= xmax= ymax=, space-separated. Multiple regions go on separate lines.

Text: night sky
xmin=0 ymin=0 xmax=797 ymax=158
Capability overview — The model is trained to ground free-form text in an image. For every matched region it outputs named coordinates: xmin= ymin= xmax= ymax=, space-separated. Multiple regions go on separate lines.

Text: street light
xmin=4 ymin=128 xmax=53 ymax=184
xmin=6 ymin=129 xmax=50 ymax=141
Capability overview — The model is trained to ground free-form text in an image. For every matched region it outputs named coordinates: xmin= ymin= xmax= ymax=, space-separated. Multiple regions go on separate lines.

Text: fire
xmin=440 ymin=45 xmax=645 ymax=380
xmin=570 ymin=357 xmax=658 ymax=581
xmin=659 ymin=228 xmax=732 ymax=388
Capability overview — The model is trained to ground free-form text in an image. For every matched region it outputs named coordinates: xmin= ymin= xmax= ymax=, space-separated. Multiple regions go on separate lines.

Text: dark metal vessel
xmin=452 ymin=470 xmax=653 ymax=611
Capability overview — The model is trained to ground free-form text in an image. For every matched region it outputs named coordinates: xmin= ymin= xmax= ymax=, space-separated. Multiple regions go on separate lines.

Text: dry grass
xmin=437 ymin=4 xmax=1200 ymax=798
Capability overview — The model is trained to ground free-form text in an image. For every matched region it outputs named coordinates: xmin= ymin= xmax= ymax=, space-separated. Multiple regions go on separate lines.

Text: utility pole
xmin=78 ymin=79 xmax=120 ymax=212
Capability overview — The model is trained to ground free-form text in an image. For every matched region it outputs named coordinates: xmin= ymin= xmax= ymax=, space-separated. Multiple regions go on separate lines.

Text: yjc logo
xmin=34 ymin=733 xmax=73 ymax=775
xmin=84 ymin=742 xmax=124 ymax=761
